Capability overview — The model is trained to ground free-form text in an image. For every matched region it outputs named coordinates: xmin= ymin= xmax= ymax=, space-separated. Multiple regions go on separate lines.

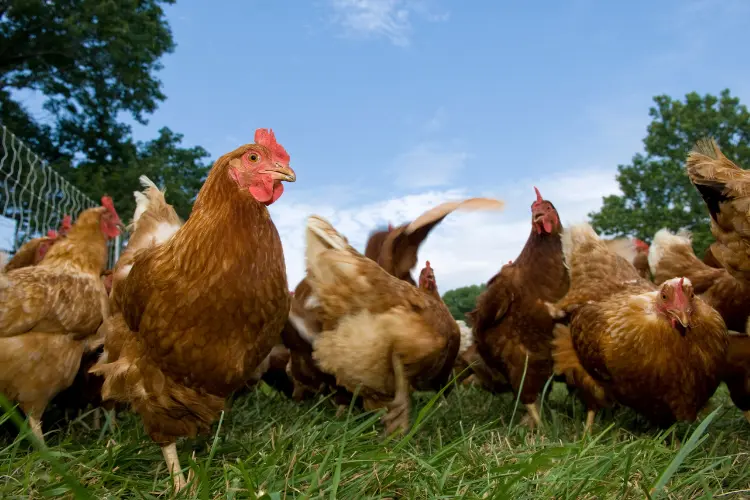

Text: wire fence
xmin=0 ymin=125 xmax=122 ymax=268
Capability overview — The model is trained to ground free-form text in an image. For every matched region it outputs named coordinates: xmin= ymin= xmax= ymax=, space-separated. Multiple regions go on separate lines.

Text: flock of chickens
xmin=2 ymin=129 xmax=750 ymax=492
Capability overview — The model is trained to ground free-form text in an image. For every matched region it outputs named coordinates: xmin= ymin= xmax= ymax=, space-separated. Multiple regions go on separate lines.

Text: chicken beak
xmin=264 ymin=163 xmax=296 ymax=182
xmin=674 ymin=310 xmax=690 ymax=328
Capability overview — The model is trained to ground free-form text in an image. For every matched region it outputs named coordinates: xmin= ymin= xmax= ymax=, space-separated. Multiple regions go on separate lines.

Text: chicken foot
xmin=381 ymin=352 xmax=410 ymax=436
xmin=519 ymin=401 xmax=543 ymax=430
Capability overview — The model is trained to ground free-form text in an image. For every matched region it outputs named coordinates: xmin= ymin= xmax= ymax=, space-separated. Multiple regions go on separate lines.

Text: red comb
xmin=254 ymin=128 xmax=290 ymax=163
xmin=533 ymin=186 xmax=543 ymax=205
xmin=673 ymin=277 xmax=688 ymax=306
xmin=387 ymin=222 xmax=394 ymax=231
xmin=47 ymin=229 xmax=58 ymax=239
xmin=426 ymin=260 xmax=431 ymax=268
xmin=101 ymin=196 xmax=114 ymax=212
xmin=633 ymin=238 xmax=649 ymax=251
xmin=61 ymin=214 xmax=72 ymax=229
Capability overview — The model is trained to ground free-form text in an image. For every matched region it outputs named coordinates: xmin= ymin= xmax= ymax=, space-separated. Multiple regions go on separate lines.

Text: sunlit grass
xmin=1 ymin=383 xmax=748 ymax=498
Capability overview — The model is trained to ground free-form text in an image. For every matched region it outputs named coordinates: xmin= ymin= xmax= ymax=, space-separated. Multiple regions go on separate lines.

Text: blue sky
xmin=5 ymin=0 xmax=750 ymax=290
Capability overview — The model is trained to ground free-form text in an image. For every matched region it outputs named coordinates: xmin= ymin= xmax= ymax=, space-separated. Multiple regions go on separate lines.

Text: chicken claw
xmin=382 ymin=353 xmax=410 ymax=436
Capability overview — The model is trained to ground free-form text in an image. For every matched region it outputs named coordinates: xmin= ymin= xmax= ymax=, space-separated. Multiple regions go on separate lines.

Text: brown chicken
xmin=685 ymin=138 xmax=750 ymax=284
xmin=285 ymin=197 xmax=505 ymax=405
xmin=4 ymin=215 xmax=72 ymax=271
xmin=303 ymin=215 xmax=461 ymax=435
xmin=0 ymin=199 xmax=121 ymax=440
xmin=91 ymin=129 xmax=296 ymax=492
xmin=469 ymin=187 xmax=569 ymax=428
xmin=550 ymin=223 xmax=727 ymax=431
xmin=649 ymin=228 xmax=750 ymax=332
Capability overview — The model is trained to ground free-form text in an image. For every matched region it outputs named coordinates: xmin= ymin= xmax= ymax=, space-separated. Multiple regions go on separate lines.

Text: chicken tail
xmin=560 ymin=222 xmax=602 ymax=268
xmin=687 ymin=138 xmax=750 ymax=218
xmin=405 ymin=197 xmax=505 ymax=234
xmin=603 ymin=238 xmax=638 ymax=265
xmin=551 ymin=324 xmax=607 ymax=405
xmin=130 ymin=175 xmax=170 ymax=231
xmin=648 ymin=228 xmax=723 ymax=290
xmin=90 ymin=315 xmax=223 ymax=443
xmin=306 ymin=215 xmax=360 ymax=286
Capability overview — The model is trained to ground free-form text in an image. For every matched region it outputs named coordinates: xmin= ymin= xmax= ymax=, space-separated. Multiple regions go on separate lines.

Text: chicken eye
xmin=661 ymin=293 xmax=668 ymax=300
xmin=248 ymin=153 xmax=260 ymax=163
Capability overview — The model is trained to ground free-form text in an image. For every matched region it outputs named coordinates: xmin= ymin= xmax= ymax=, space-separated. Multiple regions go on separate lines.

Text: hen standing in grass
xmin=468 ymin=187 xmax=568 ymax=428
xmin=284 ymin=197 xmax=505 ymax=405
xmin=683 ymin=138 xmax=750 ymax=422
xmin=550 ymin=223 xmax=727 ymax=431
xmin=91 ymin=129 xmax=296 ymax=492
xmin=303 ymin=215 xmax=462 ymax=435
xmin=0 ymin=199 xmax=121 ymax=441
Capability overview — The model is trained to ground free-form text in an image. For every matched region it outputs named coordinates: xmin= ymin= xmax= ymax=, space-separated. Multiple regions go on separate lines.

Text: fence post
xmin=114 ymin=234 xmax=121 ymax=264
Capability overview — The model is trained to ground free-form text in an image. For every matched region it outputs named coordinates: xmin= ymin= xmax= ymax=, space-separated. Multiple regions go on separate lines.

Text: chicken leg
xmin=381 ymin=352 xmax=410 ymax=436
xmin=28 ymin=414 xmax=44 ymax=443
xmin=584 ymin=410 xmax=596 ymax=435
xmin=162 ymin=442 xmax=187 ymax=492
xmin=744 ymin=410 xmax=750 ymax=426
xmin=520 ymin=401 xmax=542 ymax=430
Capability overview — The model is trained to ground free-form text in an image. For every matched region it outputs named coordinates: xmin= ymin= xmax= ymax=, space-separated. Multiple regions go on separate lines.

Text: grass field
xmin=1 ymin=382 xmax=749 ymax=499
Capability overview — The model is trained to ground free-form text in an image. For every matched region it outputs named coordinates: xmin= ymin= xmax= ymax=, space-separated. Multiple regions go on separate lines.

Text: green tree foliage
xmin=589 ymin=89 xmax=750 ymax=256
xmin=0 ymin=0 xmax=210 ymax=220
xmin=442 ymin=285 xmax=486 ymax=321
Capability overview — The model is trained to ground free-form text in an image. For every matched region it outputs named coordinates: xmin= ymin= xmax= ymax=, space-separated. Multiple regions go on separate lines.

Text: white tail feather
xmin=560 ymin=222 xmax=600 ymax=267
xmin=648 ymin=228 xmax=692 ymax=274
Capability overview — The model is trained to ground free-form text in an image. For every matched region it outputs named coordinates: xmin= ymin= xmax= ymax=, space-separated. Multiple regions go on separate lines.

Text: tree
xmin=0 ymin=0 xmax=211 ymax=222
xmin=589 ymin=90 xmax=750 ymax=256
xmin=59 ymin=128 xmax=210 ymax=220
xmin=442 ymin=284 xmax=486 ymax=321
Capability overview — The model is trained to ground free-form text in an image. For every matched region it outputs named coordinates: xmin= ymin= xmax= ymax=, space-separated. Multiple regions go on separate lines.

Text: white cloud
xmin=328 ymin=0 xmax=448 ymax=46
xmin=389 ymin=142 xmax=470 ymax=188
xmin=270 ymin=167 xmax=621 ymax=292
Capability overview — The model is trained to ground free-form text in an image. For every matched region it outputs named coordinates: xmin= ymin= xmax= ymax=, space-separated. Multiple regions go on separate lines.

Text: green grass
xmin=1 ymin=383 xmax=749 ymax=499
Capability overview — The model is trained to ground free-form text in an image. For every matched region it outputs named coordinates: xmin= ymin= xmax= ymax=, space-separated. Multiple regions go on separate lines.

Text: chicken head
xmin=100 ymin=196 xmax=123 ymax=239
xmin=655 ymin=277 xmax=695 ymax=329
xmin=227 ymin=128 xmax=296 ymax=206
xmin=419 ymin=260 xmax=438 ymax=294
xmin=531 ymin=186 xmax=560 ymax=234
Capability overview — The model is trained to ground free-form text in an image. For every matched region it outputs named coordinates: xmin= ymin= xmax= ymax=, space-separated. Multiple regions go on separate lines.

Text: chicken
xmin=649 ymin=228 xmax=750 ymax=332
xmin=0 ymin=199 xmax=121 ymax=441
xmin=550 ymin=223 xmax=727 ymax=431
xmin=4 ymin=215 xmax=72 ymax=271
xmin=685 ymin=138 xmax=750 ymax=284
xmin=285 ymin=197 xmax=504 ymax=405
xmin=303 ymin=215 xmax=461 ymax=435
xmin=722 ymin=332 xmax=750 ymax=423
xmin=469 ymin=187 xmax=569 ymax=428
xmin=90 ymin=129 xmax=296 ymax=492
